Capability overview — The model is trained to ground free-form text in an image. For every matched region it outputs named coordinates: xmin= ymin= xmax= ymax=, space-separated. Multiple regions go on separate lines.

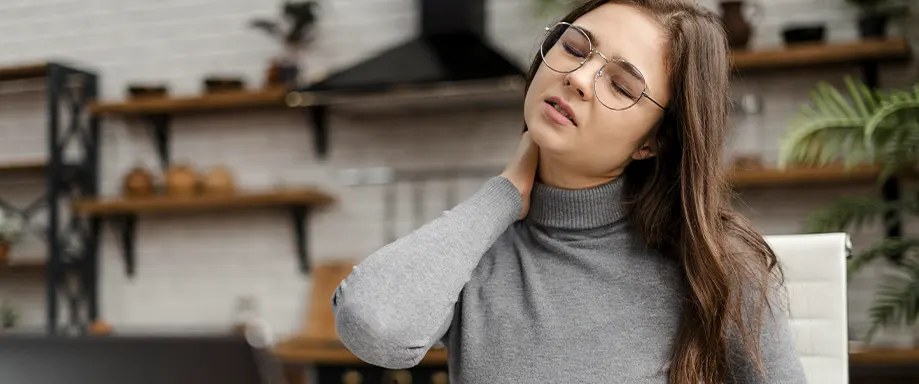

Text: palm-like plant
xmin=778 ymin=76 xmax=919 ymax=342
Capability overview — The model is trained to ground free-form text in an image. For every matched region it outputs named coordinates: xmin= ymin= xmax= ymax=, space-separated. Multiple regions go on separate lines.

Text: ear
xmin=632 ymin=119 xmax=663 ymax=161
xmin=631 ymin=140 xmax=656 ymax=161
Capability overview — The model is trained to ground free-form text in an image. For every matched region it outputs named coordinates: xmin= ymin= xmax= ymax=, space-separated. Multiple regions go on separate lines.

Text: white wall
xmin=0 ymin=0 xmax=917 ymax=345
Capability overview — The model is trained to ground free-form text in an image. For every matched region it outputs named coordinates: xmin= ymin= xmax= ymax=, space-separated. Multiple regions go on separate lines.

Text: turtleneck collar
xmin=526 ymin=176 xmax=628 ymax=230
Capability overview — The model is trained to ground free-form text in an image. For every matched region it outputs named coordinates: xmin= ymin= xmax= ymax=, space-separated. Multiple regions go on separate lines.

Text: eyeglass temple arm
xmin=642 ymin=92 xmax=667 ymax=111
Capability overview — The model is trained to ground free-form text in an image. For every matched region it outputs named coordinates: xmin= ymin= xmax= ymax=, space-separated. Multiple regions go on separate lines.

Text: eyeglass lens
xmin=540 ymin=23 xmax=648 ymax=110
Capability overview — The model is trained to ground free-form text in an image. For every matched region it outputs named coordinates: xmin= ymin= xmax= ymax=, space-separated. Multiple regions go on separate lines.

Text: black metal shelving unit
xmin=0 ymin=62 xmax=100 ymax=335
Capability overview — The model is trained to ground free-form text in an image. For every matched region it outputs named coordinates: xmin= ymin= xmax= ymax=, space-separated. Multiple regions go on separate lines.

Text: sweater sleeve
xmin=331 ymin=176 xmax=522 ymax=369
xmin=726 ymin=283 xmax=807 ymax=384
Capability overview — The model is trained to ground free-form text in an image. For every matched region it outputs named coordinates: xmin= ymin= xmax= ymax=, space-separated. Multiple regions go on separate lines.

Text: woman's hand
xmin=500 ymin=131 xmax=539 ymax=219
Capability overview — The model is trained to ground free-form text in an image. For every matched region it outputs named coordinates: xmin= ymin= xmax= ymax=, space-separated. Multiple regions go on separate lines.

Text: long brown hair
xmin=522 ymin=1 xmax=784 ymax=383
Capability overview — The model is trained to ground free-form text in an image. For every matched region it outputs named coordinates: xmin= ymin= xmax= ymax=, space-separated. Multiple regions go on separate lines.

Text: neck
xmin=537 ymin=152 xmax=620 ymax=190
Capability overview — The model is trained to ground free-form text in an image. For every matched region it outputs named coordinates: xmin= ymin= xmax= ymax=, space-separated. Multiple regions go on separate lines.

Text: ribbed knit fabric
xmin=332 ymin=176 xmax=806 ymax=383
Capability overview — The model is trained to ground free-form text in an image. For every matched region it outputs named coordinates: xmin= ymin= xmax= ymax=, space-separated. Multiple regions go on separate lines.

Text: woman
xmin=332 ymin=0 xmax=807 ymax=383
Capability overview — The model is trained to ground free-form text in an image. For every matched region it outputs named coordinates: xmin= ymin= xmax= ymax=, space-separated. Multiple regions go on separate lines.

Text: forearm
xmin=332 ymin=176 xmax=522 ymax=368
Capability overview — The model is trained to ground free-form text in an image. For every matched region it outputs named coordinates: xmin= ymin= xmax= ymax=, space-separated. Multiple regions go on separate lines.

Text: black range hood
xmin=298 ymin=0 xmax=525 ymax=96
xmin=287 ymin=0 xmax=526 ymax=160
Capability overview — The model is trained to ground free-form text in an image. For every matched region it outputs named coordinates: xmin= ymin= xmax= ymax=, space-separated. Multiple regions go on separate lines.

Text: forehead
xmin=572 ymin=3 xmax=669 ymax=86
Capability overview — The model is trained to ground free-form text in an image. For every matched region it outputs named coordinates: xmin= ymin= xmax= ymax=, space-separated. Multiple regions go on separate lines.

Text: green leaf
xmin=803 ymin=196 xmax=893 ymax=234
xmin=848 ymin=238 xmax=919 ymax=276
xmin=866 ymin=256 xmax=919 ymax=343
xmin=822 ymin=81 xmax=859 ymax=119
xmin=846 ymin=76 xmax=872 ymax=118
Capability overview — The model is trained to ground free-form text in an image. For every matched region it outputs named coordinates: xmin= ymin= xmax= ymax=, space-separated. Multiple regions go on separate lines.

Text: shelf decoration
xmin=249 ymin=0 xmax=320 ymax=87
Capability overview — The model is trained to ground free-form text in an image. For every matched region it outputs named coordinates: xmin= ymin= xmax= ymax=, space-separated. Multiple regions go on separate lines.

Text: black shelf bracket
xmin=305 ymin=105 xmax=328 ymax=159
xmin=143 ymin=114 xmax=171 ymax=169
xmin=111 ymin=215 xmax=137 ymax=277
xmin=291 ymin=205 xmax=311 ymax=273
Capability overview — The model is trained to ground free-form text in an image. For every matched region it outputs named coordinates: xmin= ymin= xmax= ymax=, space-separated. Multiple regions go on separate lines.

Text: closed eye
xmin=563 ymin=42 xmax=587 ymax=59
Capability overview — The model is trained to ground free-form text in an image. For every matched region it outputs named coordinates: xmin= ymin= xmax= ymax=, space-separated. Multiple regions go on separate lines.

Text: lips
xmin=544 ymin=97 xmax=576 ymax=126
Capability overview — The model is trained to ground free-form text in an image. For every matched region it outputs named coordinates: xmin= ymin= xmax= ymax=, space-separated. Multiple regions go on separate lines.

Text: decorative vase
xmin=122 ymin=165 xmax=156 ymax=198
xmin=126 ymin=84 xmax=168 ymax=99
xmin=202 ymin=166 xmax=236 ymax=195
xmin=858 ymin=13 xmax=889 ymax=38
xmin=203 ymin=76 xmax=245 ymax=94
xmin=89 ymin=320 xmax=113 ymax=336
xmin=720 ymin=0 xmax=759 ymax=49
xmin=164 ymin=164 xmax=200 ymax=197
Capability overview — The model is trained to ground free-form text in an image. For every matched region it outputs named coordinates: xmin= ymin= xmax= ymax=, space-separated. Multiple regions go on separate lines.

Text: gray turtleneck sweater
xmin=332 ymin=176 xmax=806 ymax=383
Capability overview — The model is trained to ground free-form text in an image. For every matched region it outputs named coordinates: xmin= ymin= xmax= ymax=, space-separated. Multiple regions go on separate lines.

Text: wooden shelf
xmin=89 ymin=87 xmax=289 ymax=116
xmin=730 ymin=164 xmax=889 ymax=188
xmin=0 ymin=159 xmax=46 ymax=175
xmin=87 ymin=38 xmax=912 ymax=117
xmin=71 ymin=188 xmax=336 ymax=276
xmin=71 ymin=188 xmax=335 ymax=216
xmin=850 ymin=348 xmax=919 ymax=365
xmin=0 ymin=260 xmax=46 ymax=277
xmin=275 ymin=338 xmax=447 ymax=365
xmin=733 ymin=38 xmax=911 ymax=71
xmin=0 ymin=63 xmax=49 ymax=81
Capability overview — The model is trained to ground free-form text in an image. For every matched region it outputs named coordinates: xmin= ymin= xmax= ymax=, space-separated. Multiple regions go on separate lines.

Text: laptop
xmin=0 ymin=334 xmax=284 ymax=384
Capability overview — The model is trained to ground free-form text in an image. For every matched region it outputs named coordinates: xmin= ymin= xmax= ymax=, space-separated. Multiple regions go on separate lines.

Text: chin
xmin=525 ymin=116 xmax=573 ymax=155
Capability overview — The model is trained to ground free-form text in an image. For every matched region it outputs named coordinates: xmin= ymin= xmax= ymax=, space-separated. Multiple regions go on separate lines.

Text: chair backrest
xmin=765 ymin=232 xmax=850 ymax=384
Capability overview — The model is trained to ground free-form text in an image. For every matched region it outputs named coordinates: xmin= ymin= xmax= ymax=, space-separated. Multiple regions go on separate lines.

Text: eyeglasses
xmin=539 ymin=22 xmax=667 ymax=111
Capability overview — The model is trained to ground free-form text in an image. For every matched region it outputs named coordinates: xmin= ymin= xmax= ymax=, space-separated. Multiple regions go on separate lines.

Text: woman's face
xmin=524 ymin=3 xmax=671 ymax=176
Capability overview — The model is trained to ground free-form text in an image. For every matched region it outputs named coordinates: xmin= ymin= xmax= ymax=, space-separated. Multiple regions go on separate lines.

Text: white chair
xmin=765 ymin=232 xmax=850 ymax=384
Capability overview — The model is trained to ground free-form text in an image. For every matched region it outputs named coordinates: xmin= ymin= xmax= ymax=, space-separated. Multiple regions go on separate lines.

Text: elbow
xmin=332 ymin=289 xmax=429 ymax=369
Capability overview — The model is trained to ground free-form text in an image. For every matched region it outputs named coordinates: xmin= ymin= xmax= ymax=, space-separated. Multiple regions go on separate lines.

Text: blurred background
xmin=0 ymin=0 xmax=918 ymax=383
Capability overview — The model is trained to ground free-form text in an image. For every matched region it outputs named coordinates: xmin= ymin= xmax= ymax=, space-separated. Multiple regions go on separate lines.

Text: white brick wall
xmin=0 ymin=0 xmax=917 ymax=346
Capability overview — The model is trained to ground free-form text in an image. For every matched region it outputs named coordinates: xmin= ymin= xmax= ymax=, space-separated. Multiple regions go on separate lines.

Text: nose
xmin=564 ymin=57 xmax=603 ymax=101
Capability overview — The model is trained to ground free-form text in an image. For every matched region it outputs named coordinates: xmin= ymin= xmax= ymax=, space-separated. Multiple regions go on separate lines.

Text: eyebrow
xmin=578 ymin=25 xmax=601 ymax=48
xmin=577 ymin=25 xmax=648 ymax=84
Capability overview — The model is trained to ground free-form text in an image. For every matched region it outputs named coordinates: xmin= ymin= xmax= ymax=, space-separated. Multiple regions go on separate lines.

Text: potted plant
xmin=249 ymin=1 xmax=320 ymax=87
xmin=847 ymin=0 xmax=910 ymax=38
xmin=0 ymin=300 xmax=17 ymax=331
xmin=0 ymin=208 xmax=24 ymax=264
xmin=778 ymin=76 xmax=919 ymax=343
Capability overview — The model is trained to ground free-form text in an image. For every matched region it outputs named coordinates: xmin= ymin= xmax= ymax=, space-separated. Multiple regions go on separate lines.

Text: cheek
xmin=589 ymin=109 xmax=655 ymax=147
xmin=523 ymin=67 xmax=554 ymax=122
xmin=580 ymin=112 xmax=660 ymax=168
